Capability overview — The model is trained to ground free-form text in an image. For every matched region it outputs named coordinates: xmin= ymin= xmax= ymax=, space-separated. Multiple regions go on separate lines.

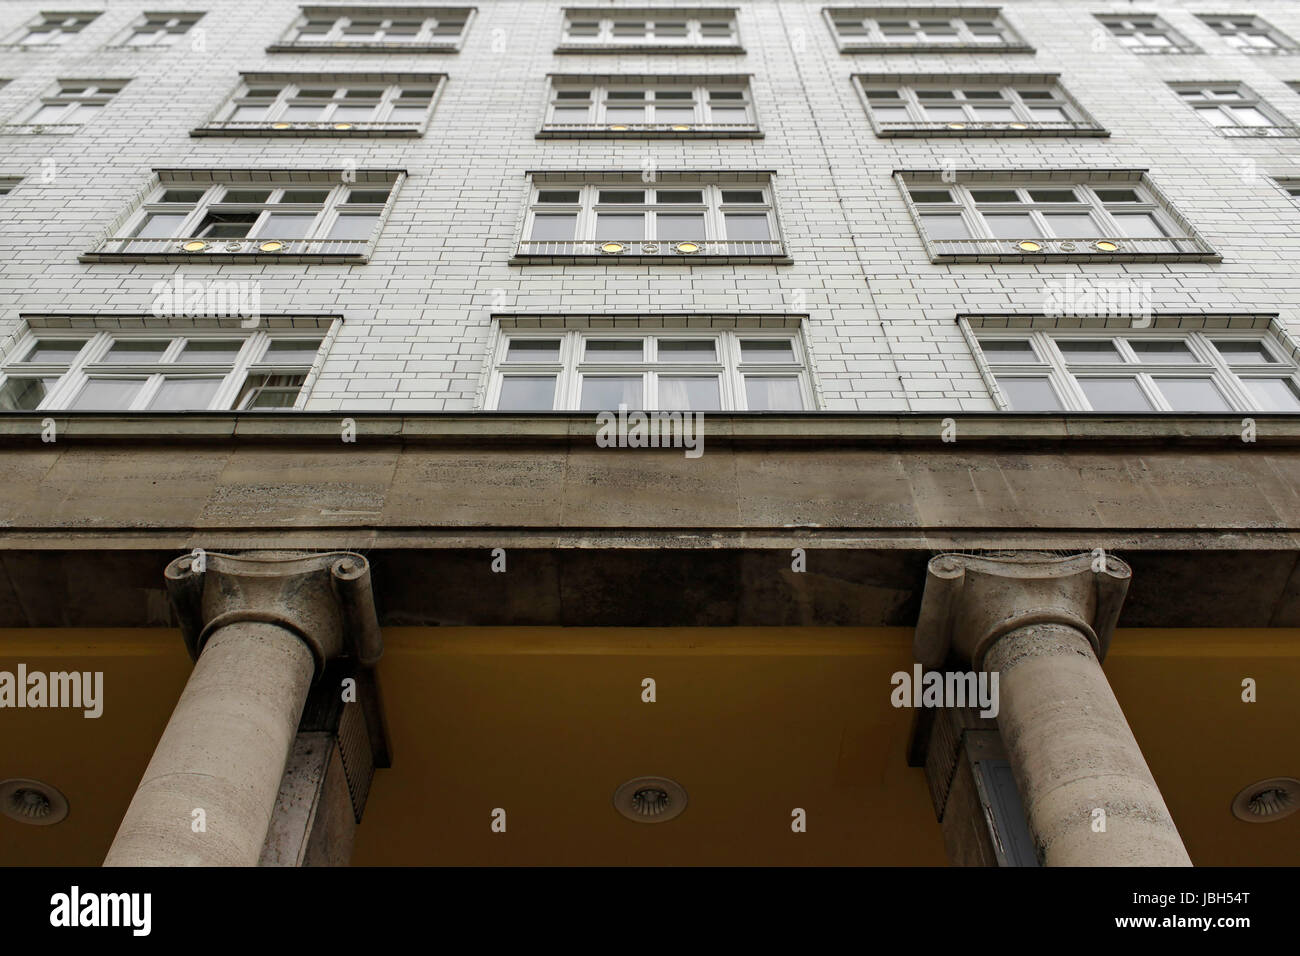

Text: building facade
xmin=1 ymin=0 xmax=1299 ymax=866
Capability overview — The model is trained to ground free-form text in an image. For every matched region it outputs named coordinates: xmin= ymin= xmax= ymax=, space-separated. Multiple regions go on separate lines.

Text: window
xmin=825 ymin=7 xmax=1032 ymax=53
xmin=1094 ymin=14 xmax=1199 ymax=53
xmin=0 ymin=330 xmax=327 ymax=411
xmin=269 ymin=5 xmax=473 ymax=51
xmin=516 ymin=175 xmax=787 ymax=262
xmin=8 ymin=80 xmax=126 ymax=131
xmin=1274 ymin=177 xmax=1300 ymax=200
xmin=1197 ymin=14 xmax=1298 ymax=54
xmin=195 ymin=73 xmax=444 ymax=136
xmin=558 ymin=8 xmax=740 ymax=52
xmin=1170 ymin=83 xmax=1298 ymax=137
xmin=82 ymin=170 xmax=403 ymax=262
xmin=490 ymin=328 xmax=810 ymax=411
xmin=898 ymin=171 xmax=1218 ymax=262
xmin=541 ymin=75 xmax=757 ymax=137
xmin=856 ymin=74 xmax=1103 ymax=136
xmin=3 ymin=12 xmax=100 ymax=48
xmin=107 ymin=11 xmax=204 ymax=48
xmin=0 ymin=177 xmax=20 ymax=197
xmin=975 ymin=329 xmax=1300 ymax=413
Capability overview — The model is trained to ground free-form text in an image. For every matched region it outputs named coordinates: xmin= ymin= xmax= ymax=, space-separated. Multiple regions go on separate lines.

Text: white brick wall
xmin=1 ymin=0 xmax=1298 ymax=412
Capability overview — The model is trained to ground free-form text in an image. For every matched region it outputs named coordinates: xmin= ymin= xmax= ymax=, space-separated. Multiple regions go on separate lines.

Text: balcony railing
xmin=926 ymin=235 xmax=1219 ymax=262
xmin=80 ymin=235 xmax=371 ymax=262
xmin=538 ymin=121 xmax=759 ymax=138
xmin=0 ymin=123 xmax=81 ymax=135
xmin=192 ymin=120 xmax=423 ymax=137
xmin=875 ymin=119 xmax=1105 ymax=137
xmin=266 ymin=38 xmax=462 ymax=52
xmin=1218 ymin=124 xmax=1300 ymax=138
xmin=512 ymin=238 xmax=788 ymax=262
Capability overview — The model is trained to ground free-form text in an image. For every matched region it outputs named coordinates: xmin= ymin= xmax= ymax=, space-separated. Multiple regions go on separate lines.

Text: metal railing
xmin=0 ymin=123 xmax=81 ymax=135
xmin=928 ymin=235 xmax=1216 ymax=259
xmin=193 ymin=119 xmax=422 ymax=135
xmin=540 ymin=121 xmax=758 ymax=135
xmin=1219 ymin=124 xmax=1300 ymax=138
xmin=83 ymin=236 xmax=370 ymax=259
xmin=513 ymin=238 xmax=787 ymax=258
xmin=877 ymin=120 xmax=1103 ymax=135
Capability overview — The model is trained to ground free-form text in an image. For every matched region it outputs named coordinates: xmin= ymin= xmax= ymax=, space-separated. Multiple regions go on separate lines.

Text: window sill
xmin=512 ymin=239 xmax=790 ymax=265
xmin=0 ymin=43 xmax=65 ymax=51
xmin=265 ymin=41 xmax=463 ymax=53
xmin=537 ymin=123 xmax=760 ymax=139
xmin=101 ymin=44 xmax=183 ymax=51
xmin=1122 ymin=46 xmax=1202 ymax=54
xmin=925 ymin=236 xmax=1220 ymax=263
xmin=875 ymin=121 xmax=1107 ymax=138
xmin=1231 ymin=48 xmax=1297 ymax=56
xmin=0 ymin=123 xmax=81 ymax=135
xmin=838 ymin=41 xmax=1033 ymax=54
xmin=554 ymin=42 xmax=744 ymax=54
xmin=191 ymin=122 xmax=424 ymax=138
xmin=80 ymin=236 xmax=372 ymax=264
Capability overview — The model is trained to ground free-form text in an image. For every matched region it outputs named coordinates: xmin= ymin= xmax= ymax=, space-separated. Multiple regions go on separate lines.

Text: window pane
xmin=656 ymin=213 xmax=705 ymax=238
xmin=721 ymin=190 xmax=765 ymax=203
xmin=659 ymin=340 xmax=716 ymax=362
xmin=998 ymin=377 xmax=1062 ymax=411
xmin=1245 ymin=378 xmax=1300 ymax=410
xmin=345 ymin=189 xmax=391 ymax=204
xmin=744 ymin=376 xmax=803 ymax=410
xmin=979 ymin=340 xmax=1036 ymax=362
xmin=724 ymin=214 xmax=771 ymax=240
xmin=197 ymin=211 xmax=259 ymax=238
xmin=104 ymin=340 xmax=169 ymax=363
xmin=1029 ymin=189 xmax=1079 ymax=202
xmin=530 ymin=214 xmax=577 ymax=241
xmin=659 ymin=376 xmax=721 ymax=410
xmin=973 ymin=106 xmax=1018 ymax=121
xmin=150 ymin=378 xmax=221 ymax=410
xmin=135 ymin=213 xmax=188 ymax=239
xmin=0 ymin=377 xmax=55 ymax=410
xmin=1096 ymin=189 xmax=1142 ymax=203
xmin=506 ymin=339 xmax=561 ymax=363
xmin=1112 ymin=213 xmax=1167 ymax=238
xmin=256 ymin=213 xmax=319 ymax=237
xmin=970 ymin=190 xmax=1020 ymax=203
xmin=984 ymin=213 xmax=1040 ymax=239
xmin=1156 ymin=378 xmax=1231 ymax=411
xmin=237 ymin=373 xmax=305 ymax=409
xmin=656 ymin=190 xmax=704 ymax=203
xmin=22 ymin=340 xmax=86 ymax=364
xmin=71 ymin=379 xmax=145 ymax=409
xmin=598 ymin=190 xmax=644 ymax=203
xmin=178 ymin=340 xmax=243 ymax=364
xmin=1042 ymin=213 xmax=1096 ymax=236
xmin=585 ymin=340 xmax=643 ymax=361
xmin=498 ymin=375 xmax=556 ymax=410
xmin=1057 ymin=340 xmax=1121 ymax=363
xmin=924 ymin=107 xmax=968 ymax=122
xmin=1129 ymin=341 xmax=1196 ymax=363
xmin=596 ymin=213 xmax=645 ymax=240
xmin=1212 ymin=340 xmax=1277 ymax=364
xmin=1029 ymin=107 xmax=1068 ymax=121
xmin=581 ymin=376 xmax=643 ymax=410
xmin=263 ymin=340 xmax=322 ymax=365
xmin=327 ymin=214 xmax=378 ymax=240
xmin=920 ymin=214 xmax=970 ymax=239
xmin=606 ymin=107 xmax=645 ymax=123
xmin=1079 ymin=377 xmax=1153 ymax=411
xmin=740 ymin=339 xmax=797 ymax=363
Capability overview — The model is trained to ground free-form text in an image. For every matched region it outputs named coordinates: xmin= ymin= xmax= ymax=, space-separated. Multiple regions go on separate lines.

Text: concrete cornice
xmin=0 ymin=413 xmax=1298 ymax=446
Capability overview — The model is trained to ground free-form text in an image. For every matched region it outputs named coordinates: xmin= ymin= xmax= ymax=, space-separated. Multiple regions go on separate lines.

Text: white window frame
xmin=975 ymin=329 xmax=1300 ymax=413
xmin=856 ymin=74 xmax=1102 ymax=135
xmin=824 ymin=7 xmax=1031 ymax=52
xmin=106 ymin=11 xmax=204 ymax=49
xmin=18 ymin=79 xmax=126 ymax=126
xmin=85 ymin=170 xmax=404 ymax=261
xmin=3 ymin=12 xmax=100 ymax=48
xmin=1197 ymin=14 xmax=1299 ymax=53
xmin=518 ymin=177 xmax=785 ymax=259
xmin=558 ymin=8 xmax=741 ymax=51
xmin=488 ymin=329 xmax=812 ymax=411
xmin=1169 ymin=82 xmax=1298 ymax=137
xmin=898 ymin=172 xmax=1217 ymax=261
xmin=198 ymin=73 xmax=444 ymax=135
xmin=271 ymin=5 xmax=475 ymax=50
xmin=1095 ymin=13 xmax=1199 ymax=53
xmin=0 ymin=177 xmax=20 ymax=197
xmin=543 ymin=76 xmax=757 ymax=135
xmin=0 ymin=330 xmax=329 ymax=412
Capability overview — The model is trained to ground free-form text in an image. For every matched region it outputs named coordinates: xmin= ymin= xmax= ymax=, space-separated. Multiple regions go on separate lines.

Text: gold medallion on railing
xmin=272 ymin=122 xmax=292 ymax=129
xmin=676 ymin=241 xmax=701 ymax=254
xmin=334 ymin=123 xmax=353 ymax=130
xmin=181 ymin=240 xmax=208 ymax=253
xmin=1009 ymin=122 xmax=1028 ymax=130
xmin=1094 ymin=240 xmax=1119 ymax=252
xmin=600 ymin=241 xmax=624 ymax=254
xmin=1016 ymin=240 xmax=1041 ymax=252
xmin=259 ymin=240 xmax=285 ymax=253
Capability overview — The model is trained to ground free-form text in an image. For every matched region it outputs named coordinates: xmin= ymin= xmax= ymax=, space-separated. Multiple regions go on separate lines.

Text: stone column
xmin=105 ymin=551 xmax=382 ymax=867
xmin=915 ymin=551 xmax=1191 ymax=867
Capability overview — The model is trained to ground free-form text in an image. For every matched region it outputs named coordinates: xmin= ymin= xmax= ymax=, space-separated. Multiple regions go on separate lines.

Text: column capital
xmin=164 ymin=550 xmax=383 ymax=678
xmin=914 ymin=551 xmax=1130 ymax=670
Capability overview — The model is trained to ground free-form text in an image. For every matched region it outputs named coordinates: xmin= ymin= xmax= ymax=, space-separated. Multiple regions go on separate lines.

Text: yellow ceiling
xmin=0 ymin=626 xmax=1295 ymax=865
